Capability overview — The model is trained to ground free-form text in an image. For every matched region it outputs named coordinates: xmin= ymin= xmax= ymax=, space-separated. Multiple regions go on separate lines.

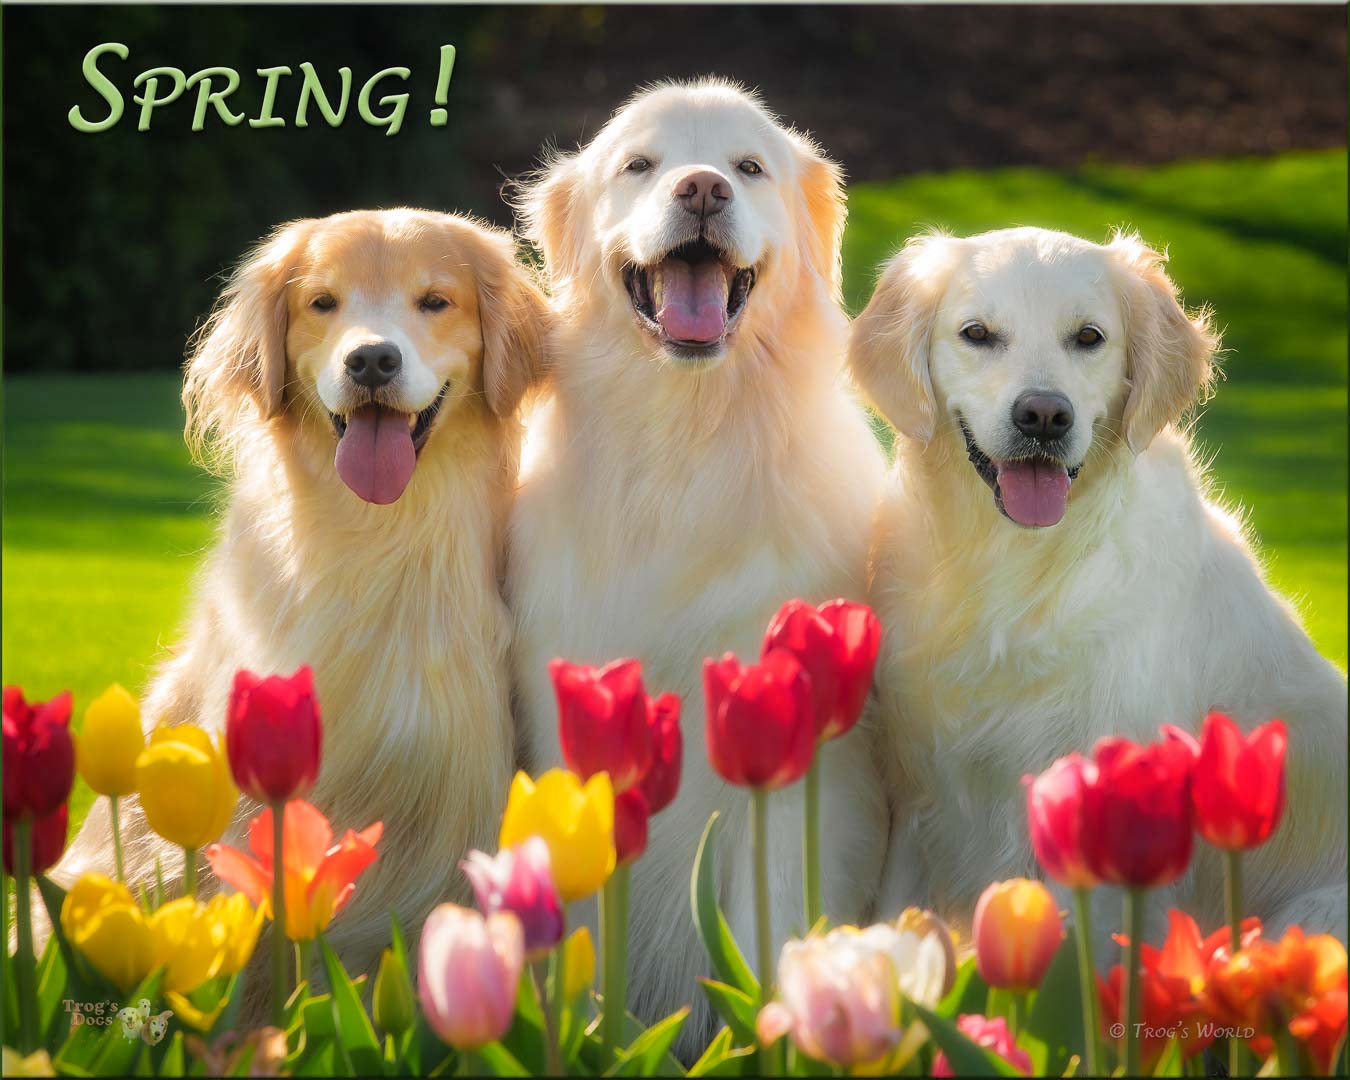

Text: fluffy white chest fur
xmin=873 ymin=428 xmax=1348 ymax=944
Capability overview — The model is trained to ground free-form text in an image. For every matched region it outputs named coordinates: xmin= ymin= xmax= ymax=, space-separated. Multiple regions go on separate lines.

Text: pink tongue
xmin=655 ymin=258 xmax=728 ymax=343
xmin=334 ymin=406 xmax=416 ymax=505
xmin=996 ymin=460 xmax=1071 ymax=527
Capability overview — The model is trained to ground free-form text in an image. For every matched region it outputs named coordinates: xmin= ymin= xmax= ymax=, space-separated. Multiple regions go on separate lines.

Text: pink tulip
xmin=460 ymin=838 xmax=564 ymax=960
xmin=932 ymin=1015 xmax=1033 ymax=1076
xmin=418 ymin=903 xmax=523 ymax=1050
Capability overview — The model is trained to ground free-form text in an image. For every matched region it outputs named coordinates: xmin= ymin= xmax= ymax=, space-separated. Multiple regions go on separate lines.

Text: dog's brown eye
xmin=625 ymin=157 xmax=652 ymax=174
xmin=961 ymin=323 xmax=991 ymax=344
xmin=1076 ymin=325 xmax=1104 ymax=347
xmin=311 ymin=294 xmax=337 ymax=312
xmin=737 ymin=159 xmax=763 ymax=176
xmin=419 ymin=294 xmax=451 ymax=313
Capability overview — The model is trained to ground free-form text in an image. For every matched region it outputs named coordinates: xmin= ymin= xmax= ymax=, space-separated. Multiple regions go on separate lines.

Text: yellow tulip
xmin=563 ymin=926 xmax=595 ymax=1001
xmin=135 ymin=724 xmax=238 ymax=849
xmin=150 ymin=897 xmax=228 ymax=993
xmin=204 ymin=892 xmax=264 ymax=975
xmin=76 ymin=684 xmax=144 ymax=797
xmin=60 ymin=874 xmax=157 ymax=992
xmin=499 ymin=769 xmax=614 ymax=903
xmin=2 ymin=1048 xmax=54 ymax=1076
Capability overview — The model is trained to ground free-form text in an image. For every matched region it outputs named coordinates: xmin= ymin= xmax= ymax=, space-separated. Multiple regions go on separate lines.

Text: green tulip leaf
xmin=1152 ymin=1038 xmax=1183 ymax=1077
xmin=690 ymin=813 xmax=759 ymax=999
xmin=36 ymin=930 xmax=69 ymax=1046
xmin=1024 ymin=937 xmax=1087 ymax=1073
xmin=318 ymin=935 xmax=384 ymax=1077
xmin=687 ymin=1027 xmax=758 ymax=1077
xmin=907 ymin=999 xmax=1028 ymax=1077
xmin=605 ymin=1006 xmax=689 ymax=1076
xmin=478 ymin=1040 xmax=530 ymax=1077
xmin=499 ymin=970 xmax=547 ymax=1075
xmin=698 ymin=978 xmax=758 ymax=1045
xmin=157 ymin=1031 xmax=185 ymax=1077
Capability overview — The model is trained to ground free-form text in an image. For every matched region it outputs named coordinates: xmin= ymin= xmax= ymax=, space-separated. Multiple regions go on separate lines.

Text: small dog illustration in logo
xmin=141 ymin=1011 xmax=173 ymax=1046
xmin=117 ymin=999 xmax=152 ymax=1040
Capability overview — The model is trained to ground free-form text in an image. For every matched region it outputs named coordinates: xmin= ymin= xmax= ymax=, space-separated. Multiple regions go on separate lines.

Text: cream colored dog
xmin=850 ymin=226 xmax=1347 ymax=944
xmin=58 ymin=209 xmax=548 ymax=981
xmin=509 ymin=81 xmax=889 ymax=1042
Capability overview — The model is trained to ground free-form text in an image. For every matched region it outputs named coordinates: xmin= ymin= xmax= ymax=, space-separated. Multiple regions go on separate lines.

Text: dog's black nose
xmin=1012 ymin=391 xmax=1074 ymax=442
xmin=673 ymin=169 xmax=732 ymax=217
xmin=344 ymin=342 xmax=402 ymax=389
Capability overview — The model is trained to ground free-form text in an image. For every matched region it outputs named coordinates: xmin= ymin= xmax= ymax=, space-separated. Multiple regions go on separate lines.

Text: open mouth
xmin=328 ymin=382 xmax=450 ymax=505
xmin=623 ymin=238 xmax=756 ymax=358
xmin=959 ymin=418 xmax=1081 ymax=529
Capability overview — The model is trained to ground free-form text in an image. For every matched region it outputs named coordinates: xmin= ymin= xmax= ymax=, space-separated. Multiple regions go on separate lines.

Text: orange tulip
xmin=1205 ymin=926 xmax=1347 ymax=1075
xmin=972 ymin=879 xmax=1064 ymax=991
xmin=206 ymin=800 xmax=381 ymax=941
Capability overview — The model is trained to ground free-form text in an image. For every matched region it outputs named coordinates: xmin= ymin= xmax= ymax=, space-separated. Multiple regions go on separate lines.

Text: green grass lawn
xmin=4 ymin=151 xmax=1346 ymax=774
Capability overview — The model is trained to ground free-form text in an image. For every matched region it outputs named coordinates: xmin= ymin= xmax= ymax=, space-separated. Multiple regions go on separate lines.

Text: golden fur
xmin=57 ymin=209 xmax=549 ymax=990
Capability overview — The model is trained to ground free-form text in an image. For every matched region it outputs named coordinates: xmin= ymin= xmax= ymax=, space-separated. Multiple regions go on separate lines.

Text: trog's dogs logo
xmin=116 ymin=999 xmax=174 ymax=1045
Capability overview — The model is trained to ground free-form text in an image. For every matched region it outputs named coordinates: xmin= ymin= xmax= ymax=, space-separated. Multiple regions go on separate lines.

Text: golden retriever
xmin=508 ymin=80 xmax=889 ymax=1044
xmin=850 ymin=226 xmax=1347 ymax=944
xmin=58 ymin=209 xmax=548 ymax=982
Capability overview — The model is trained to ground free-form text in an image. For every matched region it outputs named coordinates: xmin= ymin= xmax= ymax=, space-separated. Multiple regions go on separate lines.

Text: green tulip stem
xmin=544 ymin=943 xmax=566 ymax=1075
xmin=12 ymin=819 xmax=38 ymax=1053
xmin=1122 ymin=888 xmax=1145 ymax=1077
xmin=803 ymin=755 xmax=822 ymax=931
xmin=1072 ymin=888 xmax=1102 ymax=1076
xmin=1006 ymin=990 xmax=1026 ymax=1038
xmin=1274 ymin=1024 xmax=1302 ymax=1078
xmin=182 ymin=846 xmax=197 ymax=899
xmin=270 ymin=801 xmax=289 ymax=1028
xmin=751 ymin=788 xmax=773 ymax=1006
xmin=109 ymin=796 xmax=126 ymax=883
xmin=1225 ymin=850 xmax=1247 ymax=1078
xmin=601 ymin=863 xmax=631 ymax=1060
xmin=295 ymin=939 xmax=313 ymax=991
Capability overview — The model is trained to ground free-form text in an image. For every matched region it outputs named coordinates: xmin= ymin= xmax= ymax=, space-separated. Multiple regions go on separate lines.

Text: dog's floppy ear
xmin=1107 ymin=231 xmax=1220 ymax=454
xmin=847 ymin=233 xmax=960 ymax=443
xmin=472 ymin=227 xmax=551 ymax=418
xmin=513 ymin=153 xmax=584 ymax=294
xmin=789 ymin=132 xmax=848 ymax=303
xmin=183 ymin=219 xmax=312 ymax=465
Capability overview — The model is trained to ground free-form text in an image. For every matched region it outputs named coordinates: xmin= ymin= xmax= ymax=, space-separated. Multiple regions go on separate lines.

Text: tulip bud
xmin=3 ymin=804 xmax=68 ymax=876
xmin=498 ymin=770 xmax=614 ymax=903
xmin=704 ymin=650 xmax=816 ymax=790
xmin=374 ymin=946 xmax=416 ymax=1035
xmin=563 ymin=927 xmax=595 ymax=1001
xmin=418 ymin=904 xmax=523 ymax=1051
xmin=461 ymin=837 xmax=564 ymax=959
xmin=762 ymin=599 xmax=881 ymax=741
xmin=226 ymin=666 xmax=322 ymax=805
xmin=135 ymin=724 xmax=238 ymax=850
xmin=973 ymin=879 xmax=1064 ymax=991
xmin=1165 ymin=713 xmax=1286 ymax=851
xmin=638 ymin=693 xmax=683 ymax=814
xmin=77 ymin=684 xmax=144 ymax=797
xmin=1082 ymin=736 xmax=1193 ymax=887
xmin=1024 ymin=754 xmax=1100 ymax=889
xmin=614 ymin=788 xmax=650 ymax=865
xmin=3 ymin=686 xmax=75 ymax=820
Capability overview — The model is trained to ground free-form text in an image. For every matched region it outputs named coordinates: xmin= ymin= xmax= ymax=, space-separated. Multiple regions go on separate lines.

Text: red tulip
xmin=226 ymin=666 xmax=322 ymax=804
xmin=3 ymin=804 xmax=69 ymax=876
xmin=762 ymin=599 xmax=880 ymax=741
xmin=3 ymin=686 xmax=75 ymax=820
xmin=1081 ymin=735 xmax=1194 ymax=888
xmin=614 ymin=788 xmax=650 ymax=865
xmin=1024 ymin=753 xmax=1100 ymax=889
xmin=704 ymin=650 xmax=816 ymax=790
xmin=551 ymin=659 xmax=654 ymax=794
xmin=1164 ymin=713 xmax=1286 ymax=851
xmin=639 ymin=693 xmax=683 ymax=814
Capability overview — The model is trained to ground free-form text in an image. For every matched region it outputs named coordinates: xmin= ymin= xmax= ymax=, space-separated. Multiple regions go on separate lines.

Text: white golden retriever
xmin=850 ymin=226 xmax=1347 ymax=944
xmin=58 ymin=209 xmax=547 ymax=984
xmin=509 ymin=81 xmax=889 ymax=1041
